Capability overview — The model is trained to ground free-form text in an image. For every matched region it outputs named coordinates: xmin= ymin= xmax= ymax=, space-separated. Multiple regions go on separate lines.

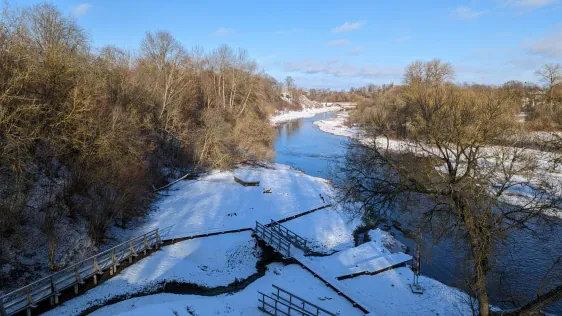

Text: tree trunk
xmin=455 ymin=193 xmax=491 ymax=316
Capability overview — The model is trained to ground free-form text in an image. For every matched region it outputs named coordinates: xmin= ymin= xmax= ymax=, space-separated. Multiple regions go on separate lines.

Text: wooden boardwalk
xmin=0 ymin=227 xmax=167 ymax=316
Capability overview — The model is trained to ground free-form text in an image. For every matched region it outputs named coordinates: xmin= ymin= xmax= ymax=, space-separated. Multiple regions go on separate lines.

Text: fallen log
xmin=233 ymin=176 xmax=260 ymax=187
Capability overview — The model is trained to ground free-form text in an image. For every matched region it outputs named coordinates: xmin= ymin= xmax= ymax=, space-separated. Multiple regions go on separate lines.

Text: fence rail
xmin=269 ymin=219 xmax=309 ymax=252
xmin=258 ymin=284 xmax=336 ymax=316
xmin=0 ymin=227 xmax=169 ymax=316
xmin=254 ymin=221 xmax=292 ymax=258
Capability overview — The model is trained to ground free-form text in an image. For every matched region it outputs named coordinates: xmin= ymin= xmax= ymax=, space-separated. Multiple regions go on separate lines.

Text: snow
xmin=298 ymin=229 xmax=412 ymax=278
xmin=44 ymin=163 xmax=476 ymax=316
xmin=270 ymin=106 xmax=341 ymax=124
xmin=306 ymin=241 xmax=411 ymax=278
xmin=43 ymin=232 xmax=261 ymax=316
xmin=314 ymin=112 xmax=360 ymax=138
xmin=341 ymin=267 xmax=472 ymax=315
xmin=282 ymin=207 xmax=362 ymax=252
xmin=287 ymin=230 xmax=470 ymax=315
xmin=128 ymin=163 xmax=336 ymax=240
xmin=85 ymin=264 xmax=364 ymax=316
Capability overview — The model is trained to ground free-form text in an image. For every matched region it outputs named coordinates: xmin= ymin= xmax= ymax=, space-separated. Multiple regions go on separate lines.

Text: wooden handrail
xmin=0 ymin=225 xmax=171 ymax=316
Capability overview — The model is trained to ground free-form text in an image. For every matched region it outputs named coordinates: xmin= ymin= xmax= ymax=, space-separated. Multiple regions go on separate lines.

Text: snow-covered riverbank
xmin=44 ymin=163 xmax=474 ymax=316
xmin=270 ymin=106 xmax=341 ymax=124
xmin=313 ymin=112 xmax=360 ymax=138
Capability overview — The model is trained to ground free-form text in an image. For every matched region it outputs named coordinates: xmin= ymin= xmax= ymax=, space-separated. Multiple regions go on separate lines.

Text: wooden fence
xmin=0 ymin=227 xmax=168 ymax=316
xmin=258 ymin=284 xmax=336 ymax=316
xmin=269 ymin=219 xmax=309 ymax=253
xmin=254 ymin=221 xmax=292 ymax=258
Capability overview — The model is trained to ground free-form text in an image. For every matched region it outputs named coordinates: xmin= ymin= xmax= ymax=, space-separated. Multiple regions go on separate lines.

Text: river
xmin=274 ymin=111 xmax=562 ymax=314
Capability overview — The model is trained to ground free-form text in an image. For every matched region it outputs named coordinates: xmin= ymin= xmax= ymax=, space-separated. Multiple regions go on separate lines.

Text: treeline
xmin=312 ymin=62 xmax=562 ymax=132
xmin=0 ymin=3 xmax=286 ymax=272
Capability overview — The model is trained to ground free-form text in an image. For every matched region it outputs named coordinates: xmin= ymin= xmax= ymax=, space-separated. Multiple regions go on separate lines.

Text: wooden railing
xmin=0 ymin=227 xmax=169 ymax=316
xmin=269 ymin=219 xmax=309 ymax=252
xmin=254 ymin=221 xmax=292 ymax=258
xmin=258 ymin=284 xmax=336 ymax=316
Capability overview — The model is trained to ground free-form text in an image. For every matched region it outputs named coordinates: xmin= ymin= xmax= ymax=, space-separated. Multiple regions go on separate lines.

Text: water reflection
xmin=277 ymin=119 xmax=302 ymax=137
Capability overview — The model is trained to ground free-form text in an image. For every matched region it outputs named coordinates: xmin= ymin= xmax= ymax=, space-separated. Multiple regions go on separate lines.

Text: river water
xmin=274 ymin=112 xmax=562 ymax=314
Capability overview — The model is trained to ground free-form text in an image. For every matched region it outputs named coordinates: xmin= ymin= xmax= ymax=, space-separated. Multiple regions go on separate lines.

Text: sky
xmin=3 ymin=0 xmax=562 ymax=89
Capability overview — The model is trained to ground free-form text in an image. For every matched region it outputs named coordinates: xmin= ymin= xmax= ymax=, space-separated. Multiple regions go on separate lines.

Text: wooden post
xmin=25 ymin=285 xmax=36 ymax=316
xmin=74 ymin=267 xmax=84 ymax=295
xmin=93 ymin=256 xmax=102 ymax=285
xmin=155 ymin=229 xmax=161 ymax=249
xmin=129 ymin=240 xmax=138 ymax=263
xmin=49 ymin=277 xmax=59 ymax=305
xmin=0 ymin=297 xmax=8 ymax=316
xmin=110 ymin=250 xmax=118 ymax=275
xmin=143 ymin=234 xmax=149 ymax=255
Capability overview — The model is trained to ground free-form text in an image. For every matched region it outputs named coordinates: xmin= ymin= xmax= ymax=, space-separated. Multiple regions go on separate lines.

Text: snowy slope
xmin=77 ymin=264 xmax=365 ymax=316
xmin=127 ymin=163 xmax=336 ymax=239
xmin=282 ymin=207 xmax=362 ymax=252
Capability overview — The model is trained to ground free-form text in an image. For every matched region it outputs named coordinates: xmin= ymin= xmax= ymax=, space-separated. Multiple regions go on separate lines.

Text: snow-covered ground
xmin=282 ymin=207 xmax=361 ymax=252
xmin=121 ymin=163 xmax=337 ymax=240
xmin=43 ymin=163 xmax=476 ymax=316
xmin=88 ymin=264 xmax=364 ymax=316
xmin=313 ymin=112 xmax=360 ymax=138
xmin=301 ymin=230 xmax=412 ymax=278
xmin=292 ymin=229 xmax=472 ymax=315
xmin=341 ymin=267 xmax=472 ymax=315
xmin=270 ymin=106 xmax=341 ymax=124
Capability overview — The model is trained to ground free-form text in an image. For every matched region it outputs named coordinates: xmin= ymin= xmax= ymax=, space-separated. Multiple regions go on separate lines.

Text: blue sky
xmin=4 ymin=0 xmax=562 ymax=89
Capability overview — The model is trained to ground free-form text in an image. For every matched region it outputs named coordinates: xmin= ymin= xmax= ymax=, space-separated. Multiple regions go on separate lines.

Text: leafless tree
xmin=337 ymin=60 xmax=562 ymax=315
xmin=535 ymin=63 xmax=562 ymax=110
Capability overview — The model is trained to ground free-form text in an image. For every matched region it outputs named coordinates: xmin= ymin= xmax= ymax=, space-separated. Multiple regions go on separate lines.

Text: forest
xmin=0 ymin=3 xmax=293 ymax=274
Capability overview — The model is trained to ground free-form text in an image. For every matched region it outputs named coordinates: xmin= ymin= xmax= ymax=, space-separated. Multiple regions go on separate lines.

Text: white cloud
xmin=326 ymin=39 xmax=349 ymax=47
xmin=347 ymin=46 xmax=364 ymax=54
xmin=496 ymin=0 xmax=557 ymax=8
xmin=453 ymin=6 xmax=488 ymax=19
xmin=526 ymin=27 xmax=562 ymax=58
xmin=73 ymin=3 xmax=92 ymax=17
xmin=332 ymin=21 xmax=366 ymax=33
xmin=282 ymin=59 xmax=402 ymax=79
xmin=393 ymin=36 xmax=412 ymax=42
xmin=209 ymin=27 xmax=231 ymax=37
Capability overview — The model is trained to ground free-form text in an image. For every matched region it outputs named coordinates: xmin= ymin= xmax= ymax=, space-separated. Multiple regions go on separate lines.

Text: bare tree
xmin=140 ymin=30 xmax=192 ymax=127
xmin=535 ymin=63 xmax=562 ymax=110
xmin=337 ymin=61 xmax=562 ymax=315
